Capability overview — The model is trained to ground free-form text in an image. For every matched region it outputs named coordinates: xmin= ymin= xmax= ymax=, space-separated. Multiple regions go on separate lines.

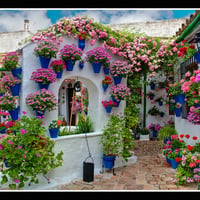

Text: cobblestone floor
xmin=53 ymin=140 xmax=198 ymax=191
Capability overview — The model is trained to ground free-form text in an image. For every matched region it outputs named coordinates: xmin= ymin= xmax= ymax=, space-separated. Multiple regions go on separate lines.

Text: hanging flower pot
xmin=103 ymin=155 xmax=116 ymax=169
xmin=55 ymin=71 xmax=63 ymax=79
xmin=78 ymin=38 xmax=85 ymax=50
xmin=103 ymin=67 xmax=109 ymax=75
xmin=150 ymin=83 xmax=156 ymax=90
xmin=38 ymin=83 xmax=49 ymax=90
xmin=65 ymin=60 xmax=75 ymax=71
xmin=113 ymin=76 xmax=122 ymax=85
xmin=174 ymin=107 xmax=182 ymax=117
xmin=49 ymin=128 xmax=59 ymax=138
xmin=35 ymin=110 xmax=46 ymax=118
xmin=102 ymin=84 xmax=108 ymax=92
xmin=11 ymin=67 xmax=22 ymax=78
xmin=79 ymin=61 xmax=84 ymax=70
xmin=92 ymin=62 xmax=102 ymax=73
xmin=39 ymin=56 xmax=51 ymax=69
xmin=10 ymin=83 xmax=21 ymax=96
xmin=8 ymin=106 xmax=20 ymax=121
xmin=105 ymin=106 xmax=112 ymax=113
xmin=173 ymin=94 xmax=185 ymax=104
xmin=111 ymin=96 xmax=121 ymax=107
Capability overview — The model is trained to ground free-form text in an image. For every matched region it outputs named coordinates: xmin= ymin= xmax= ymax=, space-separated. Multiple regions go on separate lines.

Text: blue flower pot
xmin=0 ymin=129 xmax=6 ymax=134
xmin=38 ymin=83 xmax=49 ymax=90
xmin=170 ymin=159 xmax=178 ymax=169
xmin=103 ymin=67 xmax=109 ymax=75
xmin=10 ymin=83 xmax=21 ymax=96
xmin=158 ymin=101 xmax=163 ymax=106
xmin=79 ymin=61 xmax=84 ymax=70
xmin=78 ymin=38 xmax=85 ymax=50
xmin=111 ymin=97 xmax=121 ymax=107
xmin=49 ymin=128 xmax=59 ymax=138
xmin=56 ymin=71 xmax=63 ymax=79
xmin=103 ymin=155 xmax=116 ymax=169
xmin=195 ymin=52 xmax=200 ymax=64
xmin=92 ymin=62 xmax=102 ymax=73
xmin=152 ymin=130 xmax=158 ymax=138
xmin=11 ymin=67 xmax=22 ymax=78
xmin=65 ymin=60 xmax=75 ymax=71
xmin=150 ymin=83 xmax=156 ymax=90
xmin=113 ymin=76 xmax=122 ymax=85
xmin=174 ymin=107 xmax=182 ymax=117
xmin=35 ymin=110 xmax=45 ymax=118
xmin=163 ymin=137 xmax=171 ymax=144
xmin=102 ymin=84 xmax=108 ymax=92
xmin=173 ymin=94 xmax=185 ymax=104
xmin=39 ymin=56 xmax=51 ymax=68
xmin=8 ymin=107 xmax=19 ymax=121
xmin=105 ymin=106 xmax=112 ymax=113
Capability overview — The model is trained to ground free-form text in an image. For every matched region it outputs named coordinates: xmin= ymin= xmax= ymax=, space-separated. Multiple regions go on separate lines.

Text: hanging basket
xmin=92 ymin=62 xmax=102 ymax=73
xmin=65 ymin=60 xmax=75 ymax=71
xmin=11 ymin=67 xmax=22 ymax=78
xmin=8 ymin=106 xmax=20 ymax=121
xmin=78 ymin=39 xmax=85 ymax=50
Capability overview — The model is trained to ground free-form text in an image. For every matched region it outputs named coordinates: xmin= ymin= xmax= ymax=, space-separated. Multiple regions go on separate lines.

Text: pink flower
xmin=22 ymin=111 xmax=27 ymax=115
xmin=20 ymin=128 xmax=26 ymax=135
xmin=36 ymin=154 xmax=41 ymax=157
xmin=14 ymin=179 xmax=20 ymax=183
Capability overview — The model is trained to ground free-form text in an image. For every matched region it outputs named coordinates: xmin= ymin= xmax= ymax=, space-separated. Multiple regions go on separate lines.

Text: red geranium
xmin=185 ymin=134 xmax=190 ymax=139
xmin=187 ymin=145 xmax=194 ymax=151
xmin=192 ymin=136 xmax=198 ymax=140
xmin=175 ymin=157 xmax=182 ymax=163
xmin=179 ymin=134 xmax=184 ymax=138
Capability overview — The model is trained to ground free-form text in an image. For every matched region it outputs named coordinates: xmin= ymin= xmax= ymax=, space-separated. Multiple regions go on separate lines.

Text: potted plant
xmin=173 ymin=102 xmax=182 ymax=117
xmin=187 ymin=106 xmax=200 ymax=125
xmin=0 ymin=114 xmax=63 ymax=189
xmin=101 ymin=100 xmax=117 ymax=113
xmin=100 ymin=113 xmax=134 ymax=169
xmin=0 ymin=94 xmax=19 ymax=121
xmin=140 ymin=128 xmax=150 ymax=141
xmin=30 ymin=68 xmax=57 ymax=90
xmin=25 ymin=89 xmax=58 ymax=118
xmin=102 ymin=76 xmax=112 ymax=92
xmin=1 ymin=74 xmax=21 ymax=96
xmin=109 ymin=83 xmax=131 ymax=107
xmin=168 ymin=81 xmax=185 ymax=104
xmin=157 ymin=125 xmax=177 ymax=147
xmin=167 ymin=149 xmax=180 ymax=169
xmin=34 ymin=38 xmax=59 ymax=68
xmin=149 ymin=79 xmax=157 ymax=90
xmin=155 ymin=96 xmax=164 ymax=106
xmin=48 ymin=119 xmax=62 ymax=138
xmin=148 ymin=106 xmax=160 ymax=116
xmin=60 ymin=44 xmax=83 ymax=71
xmin=146 ymin=91 xmax=155 ymax=100
xmin=2 ymin=52 xmax=21 ymax=77
xmin=0 ymin=122 xmax=6 ymax=134
xmin=50 ymin=59 xmax=66 ymax=78
xmin=109 ymin=60 xmax=132 ymax=85
xmin=85 ymin=47 xmax=111 ymax=73
xmin=148 ymin=123 xmax=161 ymax=138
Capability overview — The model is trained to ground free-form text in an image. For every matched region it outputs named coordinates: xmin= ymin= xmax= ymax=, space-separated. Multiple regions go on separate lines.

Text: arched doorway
xmin=58 ymin=78 xmax=89 ymax=126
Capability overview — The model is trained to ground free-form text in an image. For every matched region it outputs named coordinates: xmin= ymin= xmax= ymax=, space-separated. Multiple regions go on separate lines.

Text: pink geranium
xmin=109 ymin=84 xmax=131 ymax=101
xmin=30 ymin=68 xmax=57 ymax=84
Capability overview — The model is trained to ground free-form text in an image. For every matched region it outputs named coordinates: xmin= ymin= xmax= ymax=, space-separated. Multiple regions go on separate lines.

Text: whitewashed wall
xmin=20 ymin=36 xmax=126 ymax=132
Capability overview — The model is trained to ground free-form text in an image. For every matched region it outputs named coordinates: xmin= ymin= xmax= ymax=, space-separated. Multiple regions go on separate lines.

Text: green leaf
xmin=9 ymin=183 xmax=16 ymax=189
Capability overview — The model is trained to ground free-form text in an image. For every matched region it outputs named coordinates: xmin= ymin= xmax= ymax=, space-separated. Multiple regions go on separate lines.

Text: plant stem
xmin=143 ymin=73 xmax=147 ymax=128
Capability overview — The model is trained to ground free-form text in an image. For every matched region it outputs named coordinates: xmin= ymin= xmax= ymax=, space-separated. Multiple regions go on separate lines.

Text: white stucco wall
xmin=20 ymin=36 xmax=126 ymax=131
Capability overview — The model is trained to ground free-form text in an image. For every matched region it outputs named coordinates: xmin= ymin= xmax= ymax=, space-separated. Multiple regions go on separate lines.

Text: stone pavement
xmin=53 ymin=140 xmax=198 ymax=191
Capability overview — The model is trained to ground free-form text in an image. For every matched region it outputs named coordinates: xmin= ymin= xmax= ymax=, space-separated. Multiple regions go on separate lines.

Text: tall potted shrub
xmin=0 ymin=114 xmax=63 ymax=189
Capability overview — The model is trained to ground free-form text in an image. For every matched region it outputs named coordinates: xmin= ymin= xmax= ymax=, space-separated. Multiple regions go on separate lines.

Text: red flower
xmin=189 ymin=162 xmax=196 ymax=168
xmin=187 ymin=145 xmax=194 ymax=151
xmin=192 ymin=136 xmax=198 ymax=140
xmin=189 ymin=44 xmax=195 ymax=49
xmin=179 ymin=134 xmax=184 ymax=138
xmin=185 ymin=134 xmax=190 ymax=139
xmin=175 ymin=157 xmax=182 ymax=163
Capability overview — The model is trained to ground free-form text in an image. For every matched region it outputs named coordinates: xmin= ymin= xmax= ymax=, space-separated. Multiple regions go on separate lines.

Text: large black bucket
xmin=83 ymin=156 xmax=94 ymax=182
